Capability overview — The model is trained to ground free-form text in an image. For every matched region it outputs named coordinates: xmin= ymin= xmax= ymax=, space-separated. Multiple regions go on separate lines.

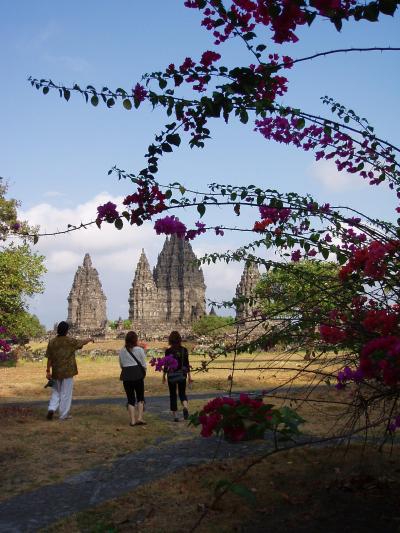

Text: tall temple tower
xmin=129 ymin=249 xmax=160 ymax=329
xmin=235 ymin=261 xmax=261 ymax=322
xmin=67 ymin=254 xmax=107 ymax=332
xmin=153 ymin=235 xmax=206 ymax=325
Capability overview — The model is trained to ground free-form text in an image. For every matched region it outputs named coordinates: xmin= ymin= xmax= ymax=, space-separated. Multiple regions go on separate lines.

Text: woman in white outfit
xmin=119 ymin=331 xmax=147 ymax=426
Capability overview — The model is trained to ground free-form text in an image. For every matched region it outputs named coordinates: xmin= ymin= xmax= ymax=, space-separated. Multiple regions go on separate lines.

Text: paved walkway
xmin=0 ymin=388 xmax=332 ymax=532
xmin=0 ymin=391 xmax=259 ymax=531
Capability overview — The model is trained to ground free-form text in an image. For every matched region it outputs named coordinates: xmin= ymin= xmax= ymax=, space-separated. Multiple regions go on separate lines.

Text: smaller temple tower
xmin=129 ymin=249 xmax=160 ymax=331
xmin=235 ymin=261 xmax=261 ymax=322
xmin=67 ymin=254 xmax=107 ymax=332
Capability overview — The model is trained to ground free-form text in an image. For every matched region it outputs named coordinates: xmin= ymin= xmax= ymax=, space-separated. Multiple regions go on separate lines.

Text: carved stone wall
xmin=235 ymin=261 xmax=261 ymax=322
xmin=128 ymin=249 xmax=161 ymax=329
xmin=153 ymin=235 xmax=206 ymax=326
xmin=67 ymin=254 xmax=107 ymax=333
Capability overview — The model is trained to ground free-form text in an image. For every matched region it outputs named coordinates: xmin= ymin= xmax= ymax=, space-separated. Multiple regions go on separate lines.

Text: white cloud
xmin=310 ymin=159 xmax=367 ymax=192
xmin=19 ymin=194 xmax=246 ymax=327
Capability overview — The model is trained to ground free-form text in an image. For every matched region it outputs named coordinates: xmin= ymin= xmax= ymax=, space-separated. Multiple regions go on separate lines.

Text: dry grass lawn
xmin=1 ymin=346 xmax=341 ymax=403
xmin=44 ymin=444 xmax=400 ymax=533
xmin=0 ymin=404 xmax=181 ymax=501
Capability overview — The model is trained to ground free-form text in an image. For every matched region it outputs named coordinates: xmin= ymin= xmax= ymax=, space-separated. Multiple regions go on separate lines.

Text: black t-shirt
xmin=165 ymin=346 xmax=189 ymax=371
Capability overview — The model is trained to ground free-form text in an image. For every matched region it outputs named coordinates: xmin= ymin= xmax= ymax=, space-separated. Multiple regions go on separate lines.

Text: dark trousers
xmin=168 ymin=379 xmax=187 ymax=412
xmin=123 ymin=379 xmax=144 ymax=406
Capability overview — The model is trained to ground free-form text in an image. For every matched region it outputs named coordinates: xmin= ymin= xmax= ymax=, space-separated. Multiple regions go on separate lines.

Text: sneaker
xmin=46 ymin=410 xmax=54 ymax=420
xmin=183 ymin=408 xmax=189 ymax=420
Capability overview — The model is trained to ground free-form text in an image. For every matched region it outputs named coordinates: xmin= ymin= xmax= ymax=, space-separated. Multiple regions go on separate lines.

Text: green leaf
xmin=114 ymin=218 xmax=123 ymax=230
xmin=321 ymin=248 xmax=330 ymax=260
xmin=33 ymin=235 xmax=39 ymax=245
xmin=106 ymin=98 xmax=115 ymax=108
xmin=123 ymin=99 xmax=132 ymax=110
xmin=379 ymin=0 xmax=397 ymax=16
xmin=63 ymin=89 xmax=70 ymax=101
xmin=158 ymin=78 xmax=167 ymax=90
xmin=239 ymin=109 xmax=249 ymax=124
xmin=42 ymin=86 xmax=49 ymax=95
xmin=197 ymin=203 xmax=206 ymax=217
xmin=161 ymin=142 xmax=173 ymax=153
xmin=166 ymin=133 xmax=181 ymax=146
xmin=91 ymin=95 xmax=99 ymax=106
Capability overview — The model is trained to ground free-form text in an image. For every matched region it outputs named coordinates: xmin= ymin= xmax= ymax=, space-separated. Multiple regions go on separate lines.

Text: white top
xmin=119 ymin=346 xmax=147 ymax=369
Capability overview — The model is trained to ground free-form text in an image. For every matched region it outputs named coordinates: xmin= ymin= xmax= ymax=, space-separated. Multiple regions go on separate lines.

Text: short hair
xmin=168 ymin=330 xmax=182 ymax=347
xmin=57 ymin=321 xmax=69 ymax=336
xmin=125 ymin=331 xmax=138 ymax=348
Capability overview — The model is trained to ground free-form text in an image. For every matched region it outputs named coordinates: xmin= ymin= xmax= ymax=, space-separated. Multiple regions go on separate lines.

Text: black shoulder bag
xmin=120 ymin=347 xmax=146 ymax=381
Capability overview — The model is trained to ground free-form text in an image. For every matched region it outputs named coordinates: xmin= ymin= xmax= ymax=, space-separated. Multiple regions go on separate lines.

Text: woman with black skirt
xmin=163 ymin=331 xmax=192 ymax=422
xmin=119 ymin=331 xmax=147 ymax=426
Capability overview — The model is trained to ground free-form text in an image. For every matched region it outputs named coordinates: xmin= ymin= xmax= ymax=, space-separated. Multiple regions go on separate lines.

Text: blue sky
xmin=1 ymin=2 xmax=399 ymax=327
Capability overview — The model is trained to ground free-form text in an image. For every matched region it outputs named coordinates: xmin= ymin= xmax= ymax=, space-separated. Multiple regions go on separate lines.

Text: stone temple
xmin=129 ymin=235 xmax=206 ymax=336
xmin=67 ymin=253 xmax=107 ymax=333
xmin=235 ymin=261 xmax=261 ymax=322
xmin=67 ymin=237 xmax=206 ymax=337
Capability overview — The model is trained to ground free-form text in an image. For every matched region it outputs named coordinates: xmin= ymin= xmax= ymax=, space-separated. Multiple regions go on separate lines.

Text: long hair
xmin=57 ymin=321 xmax=69 ymax=336
xmin=125 ymin=331 xmax=138 ymax=348
xmin=168 ymin=330 xmax=182 ymax=348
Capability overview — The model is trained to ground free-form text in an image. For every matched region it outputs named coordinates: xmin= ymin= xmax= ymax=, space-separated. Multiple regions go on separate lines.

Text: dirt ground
xmin=45 ymin=444 xmax=400 ymax=533
xmin=0 ymin=404 xmax=179 ymax=501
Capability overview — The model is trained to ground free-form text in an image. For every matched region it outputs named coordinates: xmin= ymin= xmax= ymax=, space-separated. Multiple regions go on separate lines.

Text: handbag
xmin=120 ymin=347 xmax=146 ymax=381
xmin=167 ymin=348 xmax=187 ymax=384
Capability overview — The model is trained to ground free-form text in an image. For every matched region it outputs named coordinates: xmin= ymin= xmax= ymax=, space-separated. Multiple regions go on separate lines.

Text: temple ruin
xmin=67 ymin=236 xmax=206 ymax=337
xmin=129 ymin=236 xmax=206 ymax=336
xmin=67 ymin=253 xmax=107 ymax=333
xmin=235 ymin=261 xmax=261 ymax=322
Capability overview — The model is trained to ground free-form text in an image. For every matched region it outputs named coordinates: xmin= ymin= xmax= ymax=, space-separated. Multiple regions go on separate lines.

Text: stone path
xmin=0 ymin=389 xmax=336 ymax=532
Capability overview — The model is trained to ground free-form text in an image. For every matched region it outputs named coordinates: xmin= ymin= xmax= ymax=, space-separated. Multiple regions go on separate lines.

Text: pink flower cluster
xmin=132 ymin=83 xmax=148 ymax=103
xmin=339 ymin=240 xmax=399 ymax=281
xmin=0 ymin=327 xmax=12 ymax=363
xmin=360 ymin=336 xmax=400 ymax=386
xmin=185 ymin=221 xmax=206 ymax=240
xmin=154 ymin=215 xmax=187 ymax=239
xmin=255 ymin=115 xmax=394 ymax=188
xmin=184 ymin=0 xmax=353 ymax=45
xmin=96 ymin=202 xmax=119 ymax=224
xmin=123 ymin=183 xmax=167 ymax=225
xmin=259 ymin=205 xmax=291 ymax=223
xmin=150 ymin=355 xmax=178 ymax=372
xmin=388 ymin=415 xmax=400 ymax=433
xmin=197 ymin=393 xmax=271 ymax=441
xmin=336 ymin=366 xmax=364 ymax=389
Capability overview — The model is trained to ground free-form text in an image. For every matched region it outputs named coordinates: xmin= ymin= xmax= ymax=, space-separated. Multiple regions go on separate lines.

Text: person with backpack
xmin=162 ymin=330 xmax=192 ymax=422
xmin=119 ymin=331 xmax=147 ymax=426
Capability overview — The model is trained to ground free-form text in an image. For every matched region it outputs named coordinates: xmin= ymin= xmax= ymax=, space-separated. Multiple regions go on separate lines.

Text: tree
xmin=26 ymin=1 xmax=400 ymax=450
xmin=255 ymin=260 xmax=359 ymax=352
xmin=0 ymin=244 xmax=46 ymax=338
xmin=192 ymin=314 xmax=234 ymax=338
